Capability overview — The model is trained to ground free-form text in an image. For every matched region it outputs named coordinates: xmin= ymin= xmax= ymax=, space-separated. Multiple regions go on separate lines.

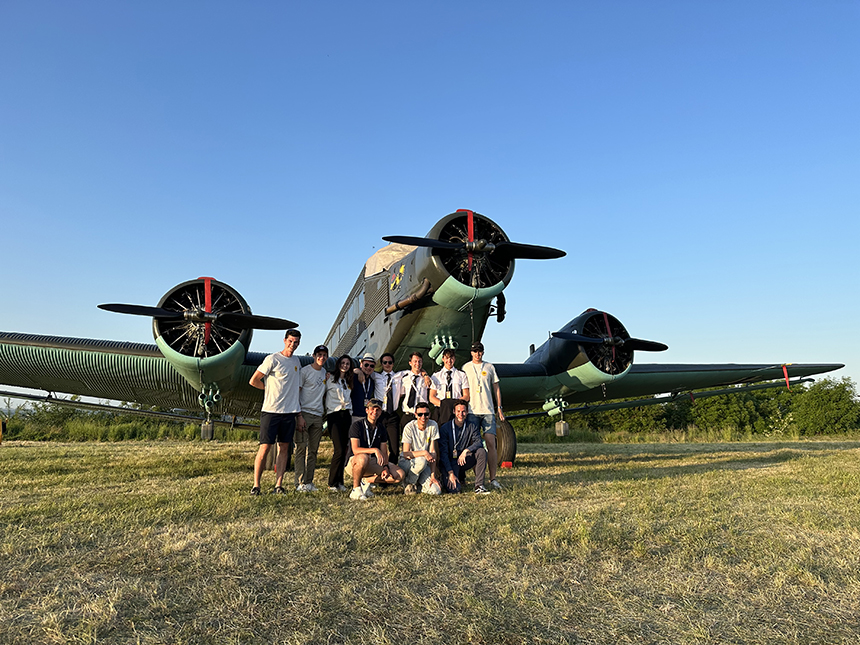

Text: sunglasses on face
xmin=416 ymin=412 xmax=430 ymax=417
xmin=382 ymin=360 xmax=393 ymax=365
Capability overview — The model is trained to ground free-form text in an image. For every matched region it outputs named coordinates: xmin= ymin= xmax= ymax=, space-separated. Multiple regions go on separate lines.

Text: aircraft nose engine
xmin=99 ymin=277 xmax=298 ymax=395
xmin=552 ymin=309 xmax=668 ymax=376
xmin=383 ymin=209 xmax=565 ymax=290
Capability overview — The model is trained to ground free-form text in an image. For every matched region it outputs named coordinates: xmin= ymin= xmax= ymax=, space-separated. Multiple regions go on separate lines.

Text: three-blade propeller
xmin=381 ymin=236 xmax=566 ymax=261
xmin=552 ymin=331 xmax=668 ymax=352
xmin=98 ymin=303 xmax=298 ymax=331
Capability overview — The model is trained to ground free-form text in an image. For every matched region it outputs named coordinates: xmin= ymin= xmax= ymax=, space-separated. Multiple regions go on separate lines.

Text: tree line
xmin=509 ymin=377 xmax=860 ymax=443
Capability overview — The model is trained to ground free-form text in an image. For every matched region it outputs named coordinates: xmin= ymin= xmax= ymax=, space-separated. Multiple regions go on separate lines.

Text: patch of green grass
xmin=2 ymin=440 xmax=860 ymax=643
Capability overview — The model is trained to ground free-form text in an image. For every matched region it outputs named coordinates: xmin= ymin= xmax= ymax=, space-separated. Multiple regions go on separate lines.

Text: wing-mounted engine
xmin=99 ymin=277 xmax=297 ymax=412
xmin=528 ymin=308 xmax=668 ymax=392
xmin=152 ymin=278 xmax=251 ymax=360
xmin=150 ymin=278 xmax=254 ymax=397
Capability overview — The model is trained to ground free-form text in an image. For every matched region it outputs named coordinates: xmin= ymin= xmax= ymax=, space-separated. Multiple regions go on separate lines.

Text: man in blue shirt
xmin=439 ymin=400 xmax=490 ymax=494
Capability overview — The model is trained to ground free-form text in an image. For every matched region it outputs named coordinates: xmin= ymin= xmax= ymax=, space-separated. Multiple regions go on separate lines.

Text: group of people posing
xmin=249 ymin=329 xmax=506 ymax=500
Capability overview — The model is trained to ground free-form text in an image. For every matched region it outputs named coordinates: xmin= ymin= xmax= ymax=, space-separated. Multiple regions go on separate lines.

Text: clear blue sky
xmin=1 ymin=2 xmax=857 ymax=389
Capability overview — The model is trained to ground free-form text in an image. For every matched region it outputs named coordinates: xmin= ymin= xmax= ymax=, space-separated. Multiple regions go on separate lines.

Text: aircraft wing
xmin=569 ymin=362 xmax=843 ymax=404
xmin=0 ymin=331 xmax=268 ymax=417
xmin=495 ymin=360 xmax=844 ymax=411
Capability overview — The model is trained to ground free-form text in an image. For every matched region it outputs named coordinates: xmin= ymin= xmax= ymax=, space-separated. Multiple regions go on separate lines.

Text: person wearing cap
xmin=350 ymin=352 xmax=378 ymax=425
xmin=462 ymin=341 xmax=504 ymax=490
xmin=430 ymin=348 xmax=470 ymax=426
xmin=249 ymin=329 xmax=302 ymax=496
xmin=398 ymin=402 xmax=442 ymax=495
xmin=344 ymin=398 xmax=405 ymax=500
xmin=295 ymin=344 xmax=328 ymax=492
xmin=439 ymin=399 xmax=490 ymax=494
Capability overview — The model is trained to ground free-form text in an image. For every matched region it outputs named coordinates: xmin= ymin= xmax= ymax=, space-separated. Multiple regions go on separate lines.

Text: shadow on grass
xmin=513 ymin=441 xmax=860 ymax=486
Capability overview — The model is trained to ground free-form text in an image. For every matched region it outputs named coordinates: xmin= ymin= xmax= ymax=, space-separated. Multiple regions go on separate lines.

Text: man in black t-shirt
xmin=344 ymin=399 xmax=405 ymax=500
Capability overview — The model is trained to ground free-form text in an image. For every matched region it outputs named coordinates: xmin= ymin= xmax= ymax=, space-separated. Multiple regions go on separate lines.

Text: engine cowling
xmin=425 ymin=211 xmax=516 ymax=311
xmin=524 ymin=309 xmax=638 ymax=395
xmin=429 ymin=211 xmax=516 ymax=289
xmin=152 ymin=278 xmax=253 ymax=393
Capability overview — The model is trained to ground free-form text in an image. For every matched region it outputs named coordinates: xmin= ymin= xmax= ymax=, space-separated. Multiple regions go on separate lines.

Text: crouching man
xmin=439 ymin=400 xmax=490 ymax=494
xmin=345 ymin=398 xmax=405 ymax=500
xmin=398 ymin=402 xmax=442 ymax=495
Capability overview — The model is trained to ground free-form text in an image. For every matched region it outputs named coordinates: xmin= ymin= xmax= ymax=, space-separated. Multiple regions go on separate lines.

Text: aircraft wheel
xmin=496 ymin=419 xmax=518 ymax=466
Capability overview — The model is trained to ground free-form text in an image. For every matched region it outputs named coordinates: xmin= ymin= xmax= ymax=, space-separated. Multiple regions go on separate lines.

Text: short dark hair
xmin=441 ymin=348 xmax=456 ymax=359
xmin=380 ymin=352 xmax=395 ymax=362
xmin=415 ymin=402 xmax=430 ymax=413
xmin=285 ymin=329 xmax=301 ymax=339
xmin=409 ymin=351 xmax=423 ymax=360
xmin=454 ymin=399 xmax=469 ymax=410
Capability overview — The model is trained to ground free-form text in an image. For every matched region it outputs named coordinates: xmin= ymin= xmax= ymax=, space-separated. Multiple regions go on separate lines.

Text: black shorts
xmin=259 ymin=412 xmax=297 ymax=445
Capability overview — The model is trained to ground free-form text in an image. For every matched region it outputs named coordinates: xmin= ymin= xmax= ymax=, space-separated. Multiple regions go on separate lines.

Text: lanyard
xmin=364 ymin=419 xmax=378 ymax=448
xmin=470 ymin=362 xmax=484 ymax=394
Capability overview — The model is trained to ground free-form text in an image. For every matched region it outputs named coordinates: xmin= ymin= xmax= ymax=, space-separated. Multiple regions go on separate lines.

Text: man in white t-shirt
xmin=249 ymin=329 xmax=302 ymax=495
xmin=295 ymin=344 xmax=328 ymax=492
xmin=462 ymin=341 xmax=504 ymax=490
xmin=398 ymin=402 xmax=442 ymax=495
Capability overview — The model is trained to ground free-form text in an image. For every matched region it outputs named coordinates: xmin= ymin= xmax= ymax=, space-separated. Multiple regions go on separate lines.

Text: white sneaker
xmin=304 ymin=483 xmax=318 ymax=492
xmin=425 ymin=482 xmax=442 ymax=495
xmin=349 ymin=487 xmax=368 ymax=501
xmin=490 ymin=479 xmax=503 ymax=490
xmin=296 ymin=484 xmax=309 ymax=493
xmin=360 ymin=481 xmax=375 ymax=498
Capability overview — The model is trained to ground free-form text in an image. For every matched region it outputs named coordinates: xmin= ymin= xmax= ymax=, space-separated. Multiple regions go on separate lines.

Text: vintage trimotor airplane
xmin=0 ymin=209 xmax=844 ymax=463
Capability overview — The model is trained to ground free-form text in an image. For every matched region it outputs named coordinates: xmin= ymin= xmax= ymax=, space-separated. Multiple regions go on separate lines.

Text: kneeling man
xmin=345 ymin=398 xmax=405 ymax=500
xmin=399 ymin=402 xmax=442 ymax=495
xmin=439 ymin=400 xmax=490 ymax=494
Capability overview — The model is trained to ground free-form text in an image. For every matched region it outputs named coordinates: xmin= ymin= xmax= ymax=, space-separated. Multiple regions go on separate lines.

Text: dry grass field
xmin=2 ymin=440 xmax=859 ymax=644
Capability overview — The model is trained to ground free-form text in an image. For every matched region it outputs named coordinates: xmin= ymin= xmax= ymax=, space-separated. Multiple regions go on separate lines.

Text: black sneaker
xmin=474 ymin=485 xmax=491 ymax=495
xmin=250 ymin=486 xmax=261 ymax=496
xmin=273 ymin=486 xmax=286 ymax=495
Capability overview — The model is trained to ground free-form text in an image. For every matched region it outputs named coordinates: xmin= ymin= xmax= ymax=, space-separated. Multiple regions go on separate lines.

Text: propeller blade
xmin=623 ymin=338 xmax=669 ymax=352
xmin=218 ymin=313 xmax=298 ymax=331
xmin=98 ymin=303 xmax=183 ymax=319
xmin=494 ymin=241 xmax=566 ymax=261
xmin=552 ymin=332 xmax=668 ymax=352
xmin=382 ymin=235 xmax=566 ymax=260
xmin=552 ymin=332 xmax=604 ymax=345
xmin=381 ymin=236 xmax=461 ymax=250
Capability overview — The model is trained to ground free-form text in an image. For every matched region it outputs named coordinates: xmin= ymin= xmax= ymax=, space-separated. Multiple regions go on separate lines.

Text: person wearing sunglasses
xmin=371 ymin=352 xmax=402 ymax=462
xmin=350 ymin=353 xmax=378 ymax=425
xmin=398 ymin=402 xmax=442 ymax=495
